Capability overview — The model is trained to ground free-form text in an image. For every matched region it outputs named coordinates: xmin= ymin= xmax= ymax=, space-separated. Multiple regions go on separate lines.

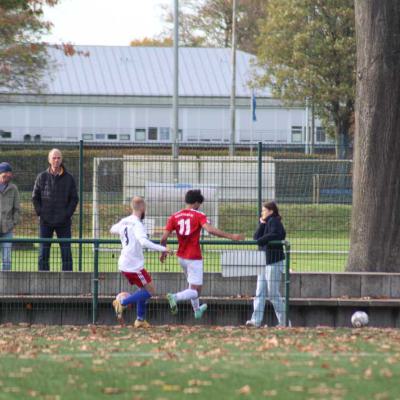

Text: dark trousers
xmin=39 ymin=224 xmax=73 ymax=271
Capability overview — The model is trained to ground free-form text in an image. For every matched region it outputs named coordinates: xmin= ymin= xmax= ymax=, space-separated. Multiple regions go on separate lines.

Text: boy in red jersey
xmin=160 ymin=189 xmax=244 ymax=319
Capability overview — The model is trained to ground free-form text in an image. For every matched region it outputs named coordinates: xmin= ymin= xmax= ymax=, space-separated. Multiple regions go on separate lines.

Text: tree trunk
xmin=347 ymin=1 xmax=400 ymax=272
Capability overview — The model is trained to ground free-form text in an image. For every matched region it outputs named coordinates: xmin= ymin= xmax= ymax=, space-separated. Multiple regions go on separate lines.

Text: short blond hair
xmin=131 ymin=196 xmax=145 ymax=211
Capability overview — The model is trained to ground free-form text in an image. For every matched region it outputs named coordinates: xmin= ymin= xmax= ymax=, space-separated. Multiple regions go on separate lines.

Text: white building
xmin=0 ymin=45 xmax=328 ymax=144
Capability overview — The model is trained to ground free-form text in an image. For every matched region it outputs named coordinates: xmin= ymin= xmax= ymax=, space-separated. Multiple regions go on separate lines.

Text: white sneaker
xmin=245 ymin=320 xmax=260 ymax=328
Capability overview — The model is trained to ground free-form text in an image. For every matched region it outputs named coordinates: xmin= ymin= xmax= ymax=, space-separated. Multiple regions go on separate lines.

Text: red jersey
xmin=165 ymin=209 xmax=209 ymax=260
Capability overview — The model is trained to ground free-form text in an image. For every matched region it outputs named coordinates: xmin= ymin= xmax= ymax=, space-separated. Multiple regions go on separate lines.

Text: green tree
xmin=255 ymin=0 xmax=355 ymax=158
xmin=347 ymin=0 xmax=400 ymax=272
xmin=161 ymin=0 xmax=266 ymax=53
xmin=0 ymin=0 xmax=59 ymax=91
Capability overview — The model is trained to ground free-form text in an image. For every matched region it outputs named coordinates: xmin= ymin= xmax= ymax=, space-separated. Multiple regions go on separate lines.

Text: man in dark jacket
xmin=32 ymin=149 xmax=78 ymax=271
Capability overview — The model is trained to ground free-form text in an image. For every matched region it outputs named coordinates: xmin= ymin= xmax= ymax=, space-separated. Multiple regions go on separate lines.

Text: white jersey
xmin=110 ymin=215 xmax=166 ymax=272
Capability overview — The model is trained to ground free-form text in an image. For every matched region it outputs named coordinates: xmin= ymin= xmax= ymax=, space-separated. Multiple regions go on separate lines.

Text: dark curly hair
xmin=185 ymin=189 xmax=204 ymax=205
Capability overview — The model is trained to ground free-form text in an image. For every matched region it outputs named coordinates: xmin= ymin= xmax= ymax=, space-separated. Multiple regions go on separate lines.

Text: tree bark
xmin=347 ymin=1 xmax=400 ymax=272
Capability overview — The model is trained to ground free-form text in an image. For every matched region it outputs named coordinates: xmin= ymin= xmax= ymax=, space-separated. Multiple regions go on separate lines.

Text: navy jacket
xmin=253 ymin=215 xmax=286 ymax=264
xmin=32 ymin=165 xmax=78 ymax=227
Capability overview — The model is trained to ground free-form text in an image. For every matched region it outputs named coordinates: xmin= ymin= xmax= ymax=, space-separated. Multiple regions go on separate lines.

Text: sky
xmin=42 ymin=0 xmax=169 ymax=46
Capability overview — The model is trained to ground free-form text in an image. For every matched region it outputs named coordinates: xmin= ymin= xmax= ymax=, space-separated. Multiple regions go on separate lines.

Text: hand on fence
xmin=231 ymin=234 xmax=245 ymax=241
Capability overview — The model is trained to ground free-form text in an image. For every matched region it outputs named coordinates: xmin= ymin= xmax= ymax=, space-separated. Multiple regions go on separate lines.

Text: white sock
xmin=175 ymin=289 xmax=198 ymax=302
xmin=191 ymin=298 xmax=200 ymax=312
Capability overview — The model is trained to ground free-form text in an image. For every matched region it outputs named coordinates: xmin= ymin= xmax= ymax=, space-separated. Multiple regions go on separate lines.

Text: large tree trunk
xmin=347 ymin=1 xmax=400 ymax=272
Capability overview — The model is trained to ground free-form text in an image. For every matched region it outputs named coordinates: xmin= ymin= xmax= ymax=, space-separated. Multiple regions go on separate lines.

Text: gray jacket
xmin=0 ymin=183 xmax=21 ymax=234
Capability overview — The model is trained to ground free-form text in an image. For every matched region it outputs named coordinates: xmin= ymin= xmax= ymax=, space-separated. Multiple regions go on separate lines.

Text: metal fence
xmin=0 ymin=237 xmax=290 ymax=327
xmin=0 ymin=141 xmax=352 ymax=274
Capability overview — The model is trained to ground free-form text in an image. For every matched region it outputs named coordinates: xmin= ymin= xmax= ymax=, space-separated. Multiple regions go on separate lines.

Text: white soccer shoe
xmin=245 ymin=320 xmax=261 ymax=328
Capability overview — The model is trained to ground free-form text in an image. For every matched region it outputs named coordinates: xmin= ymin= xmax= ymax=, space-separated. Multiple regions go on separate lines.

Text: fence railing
xmin=0 ymin=237 xmax=291 ymax=326
xmin=0 ymin=140 xmax=351 ymax=273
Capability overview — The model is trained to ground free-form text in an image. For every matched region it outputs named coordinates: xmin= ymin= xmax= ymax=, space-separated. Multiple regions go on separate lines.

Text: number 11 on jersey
xmin=177 ymin=218 xmax=191 ymax=236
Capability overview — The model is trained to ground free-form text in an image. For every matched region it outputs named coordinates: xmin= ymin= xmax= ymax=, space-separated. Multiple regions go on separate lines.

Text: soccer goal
xmin=312 ymin=173 xmax=352 ymax=204
xmin=92 ymin=156 xmax=219 ymax=240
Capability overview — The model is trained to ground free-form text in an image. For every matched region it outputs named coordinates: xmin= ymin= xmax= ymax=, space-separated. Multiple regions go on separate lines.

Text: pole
xmin=257 ymin=141 xmax=263 ymax=218
xmin=229 ymin=0 xmax=237 ymax=156
xmin=284 ymin=242 xmax=291 ymax=327
xmin=311 ymin=100 xmax=315 ymax=154
xmin=305 ymin=98 xmax=309 ymax=155
xmin=78 ymin=140 xmax=83 ymax=272
xmin=172 ymin=0 xmax=179 ymax=181
xmin=92 ymin=240 xmax=99 ymax=324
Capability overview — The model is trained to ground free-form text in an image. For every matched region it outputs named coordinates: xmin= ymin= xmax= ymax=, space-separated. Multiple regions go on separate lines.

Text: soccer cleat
xmin=112 ymin=299 xmax=127 ymax=323
xmin=194 ymin=304 xmax=208 ymax=320
xmin=134 ymin=319 xmax=150 ymax=328
xmin=166 ymin=293 xmax=178 ymax=315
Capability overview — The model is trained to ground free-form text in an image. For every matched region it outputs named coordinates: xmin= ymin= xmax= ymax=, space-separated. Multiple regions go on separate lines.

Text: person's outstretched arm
xmin=202 ymin=223 xmax=244 ymax=241
xmin=133 ymin=223 xmax=169 ymax=252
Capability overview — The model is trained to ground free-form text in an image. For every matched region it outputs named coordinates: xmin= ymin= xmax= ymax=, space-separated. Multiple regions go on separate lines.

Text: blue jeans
xmin=0 ymin=231 xmax=12 ymax=271
xmin=39 ymin=224 xmax=73 ymax=271
xmin=251 ymin=260 xmax=287 ymax=326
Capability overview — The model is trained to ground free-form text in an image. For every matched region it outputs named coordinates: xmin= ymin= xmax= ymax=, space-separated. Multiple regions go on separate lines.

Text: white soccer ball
xmin=351 ymin=311 xmax=369 ymax=328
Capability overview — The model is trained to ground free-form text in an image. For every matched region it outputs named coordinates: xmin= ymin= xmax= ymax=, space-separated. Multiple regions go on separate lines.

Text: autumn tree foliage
xmin=255 ymin=0 xmax=355 ymax=158
xmin=161 ymin=0 xmax=266 ymax=53
xmin=130 ymin=37 xmax=173 ymax=47
xmin=0 ymin=0 xmax=59 ymax=91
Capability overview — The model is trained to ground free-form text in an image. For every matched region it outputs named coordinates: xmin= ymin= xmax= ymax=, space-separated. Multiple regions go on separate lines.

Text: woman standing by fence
xmin=246 ymin=201 xmax=288 ymax=327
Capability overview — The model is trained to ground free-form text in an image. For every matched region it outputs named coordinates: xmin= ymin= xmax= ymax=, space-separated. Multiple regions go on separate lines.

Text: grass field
xmin=0 ymin=325 xmax=399 ymax=400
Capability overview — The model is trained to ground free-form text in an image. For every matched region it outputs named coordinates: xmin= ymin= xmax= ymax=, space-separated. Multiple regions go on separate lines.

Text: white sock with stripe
xmin=191 ymin=298 xmax=200 ymax=312
xmin=175 ymin=289 xmax=198 ymax=302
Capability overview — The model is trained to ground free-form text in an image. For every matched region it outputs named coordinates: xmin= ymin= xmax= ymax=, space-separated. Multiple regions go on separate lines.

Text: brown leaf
xmin=238 ymin=385 xmax=251 ymax=395
xmin=162 ymin=385 xmax=181 ymax=392
xmin=263 ymin=389 xmax=277 ymax=397
xmin=102 ymin=387 xmax=123 ymax=395
xmin=184 ymin=387 xmax=201 ymax=394
xmin=364 ymin=367 xmax=373 ymax=379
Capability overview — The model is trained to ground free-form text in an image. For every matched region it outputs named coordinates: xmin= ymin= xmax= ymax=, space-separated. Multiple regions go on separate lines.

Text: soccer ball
xmin=116 ymin=292 xmax=130 ymax=303
xmin=351 ymin=311 xmax=369 ymax=328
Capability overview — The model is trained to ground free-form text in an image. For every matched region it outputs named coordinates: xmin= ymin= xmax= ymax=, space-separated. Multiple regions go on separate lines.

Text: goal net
xmin=92 ymin=156 xmax=221 ymax=239
xmin=312 ymin=173 xmax=352 ymax=204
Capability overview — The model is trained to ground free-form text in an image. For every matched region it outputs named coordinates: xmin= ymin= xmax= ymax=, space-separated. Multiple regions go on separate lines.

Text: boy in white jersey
xmin=111 ymin=196 xmax=173 ymax=327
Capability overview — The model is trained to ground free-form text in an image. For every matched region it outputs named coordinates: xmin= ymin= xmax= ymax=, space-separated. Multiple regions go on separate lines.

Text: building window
xmin=95 ymin=134 xmax=106 ymax=140
xmin=148 ymin=127 xmax=158 ymax=141
xmin=291 ymin=126 xmax=303 ymax=143
xmin=135 ymin=128 xmax=146 ymax=141
xmin=120 ymin=134 xmax=130 ymax=141
xmin=316 ymin=127 xmax=326 ymax=142
xmin=24 ymin=134 xmax=31 ymax=142
xmin=83 ymin=133 xmax=93 ymax=140
xmin=159 ymin=127 xmax=170 ymax=141
xmin=107 ymin=134 xmax=117 ymax=140
xmin=34 ymin=134 xmax=41 ymax=142
xmin=0 ymin=130 xmax=11 ymax=139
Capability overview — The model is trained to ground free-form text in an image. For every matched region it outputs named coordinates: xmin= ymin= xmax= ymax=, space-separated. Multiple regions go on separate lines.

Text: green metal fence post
xmin=92 ymin=240 xmax=99 ymax=324
xmin=257 ymin=141 xmax=263 ymax=217
xmin=78 ymin=139 xmax=84 ymax=272
xmin=284 ymin=241 xmax=291 ymax=327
